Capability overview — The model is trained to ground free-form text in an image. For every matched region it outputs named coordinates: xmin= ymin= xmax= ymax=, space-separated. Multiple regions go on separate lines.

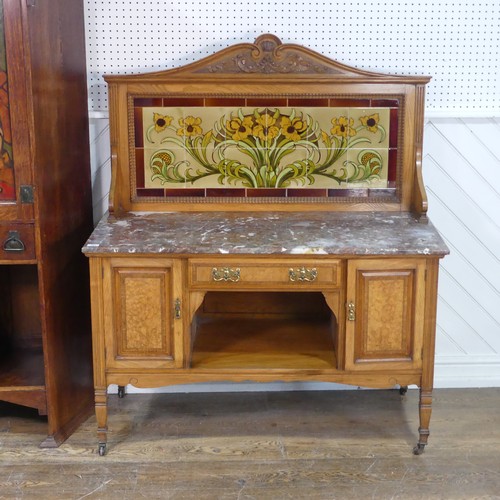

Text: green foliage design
xmin=147 ymin=108 xmax=386 ymax=188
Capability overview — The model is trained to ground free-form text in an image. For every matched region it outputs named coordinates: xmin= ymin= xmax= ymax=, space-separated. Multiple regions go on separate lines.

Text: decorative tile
xmin=345 ymin=148 xmax=389 ymax=189
xmin=348 ymin=108 xmax=390 ymax=149
xmin=143 ymin=147 xmax=186 ymax=189
xmin=134 ymin=104 xmax=395 ymax=196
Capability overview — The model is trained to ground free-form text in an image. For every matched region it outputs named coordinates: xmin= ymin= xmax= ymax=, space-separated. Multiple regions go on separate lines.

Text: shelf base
xmin=191 ymin=315 xmax=336 ymax=370
xmin=0 ymin=347 xmax=47 ymax=414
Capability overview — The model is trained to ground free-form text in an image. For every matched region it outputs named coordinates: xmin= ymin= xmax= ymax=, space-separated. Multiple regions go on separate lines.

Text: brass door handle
xmin=211 ymin=267 xmax=241 ymax=282
xmin=174 ymin=298 xmax=181 ymax=319
xmin=3 ymin=231 xmax=25 ymax=252
xmin=347 ymin=302 xmax=356 ymax=321
xmin=288 ymin=267 xmax=317 ymax=282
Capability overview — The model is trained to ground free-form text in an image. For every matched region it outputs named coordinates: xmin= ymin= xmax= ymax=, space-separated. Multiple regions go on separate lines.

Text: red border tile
xmin=287 ymin=189 xmax=327 ymax=198
xmin=206 ymin=188 xmax=246 ymax=197
xmin=388 ymin=149 xmax=398 ymax=183
xmin=165 ymin=188 xmax=206 ymax=197
xmin=133 ymin=98 xmax=163 ymax=107
xmin=136 ymin=188 xmax=165 ymax=197
xmin=329 ymin=98 xmax=371 ymax=107
xmin=287 ymin=98 xmax=329 ymax=107
xmin=135 ymin=148 xmax=145 ymax=188
xmin=205 ymin=98 xmax=246 ymax=106
xmin=247 ymin=188 xmax=287 ymax=197
xmin=246 ymin=98 xmax=288 ymax=107
xmin=371 ymin=99 xmax=400 ymax=107
xmin=162 ymin=97 xmax=204 ymax=106
xmin=389 ymin=109 xmax=399 ymax=149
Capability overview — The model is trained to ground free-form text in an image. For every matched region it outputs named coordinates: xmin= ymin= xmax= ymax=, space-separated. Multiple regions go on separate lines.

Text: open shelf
xmin=0 ymin=265 xmax=46 ymax=413
xmin=191 ymin=292 xmax=337 ymax=370
xmin=0 ymin=347 xmax=45 ymax=388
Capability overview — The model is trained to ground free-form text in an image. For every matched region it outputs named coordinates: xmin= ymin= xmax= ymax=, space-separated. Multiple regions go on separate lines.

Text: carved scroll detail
xmin=197 ymin=34 xmax=342 ymax=75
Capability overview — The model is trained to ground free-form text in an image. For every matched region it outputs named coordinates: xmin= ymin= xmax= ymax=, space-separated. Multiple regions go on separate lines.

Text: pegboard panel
xmin=84 ymin=0 xmax=500 ymax=116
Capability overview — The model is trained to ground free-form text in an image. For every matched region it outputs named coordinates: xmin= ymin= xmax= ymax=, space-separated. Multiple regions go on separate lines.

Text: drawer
xmin=188 ymin=258 xmax=341 ymax=290
xmin=0 ymin=224 xmax=36 ymax=261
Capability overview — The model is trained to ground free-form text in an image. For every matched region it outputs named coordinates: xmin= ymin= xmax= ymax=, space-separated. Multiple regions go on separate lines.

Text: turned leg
xmin=95 ymin=388 xmax=108 ymax=456
xmin=414 ymin=388 xmax=432 ymax=455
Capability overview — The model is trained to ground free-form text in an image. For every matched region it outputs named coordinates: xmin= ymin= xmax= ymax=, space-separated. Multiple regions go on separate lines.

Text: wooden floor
xmin=0 ymin=388 xmax=499 ymax=499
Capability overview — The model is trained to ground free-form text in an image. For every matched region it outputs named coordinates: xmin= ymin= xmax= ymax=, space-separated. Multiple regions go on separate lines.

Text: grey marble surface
xmin=82 ymin=211 xmax=449 ymax=256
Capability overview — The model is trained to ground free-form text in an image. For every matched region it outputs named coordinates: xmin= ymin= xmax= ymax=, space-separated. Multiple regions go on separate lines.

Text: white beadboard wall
xmin=85 ymin=0 xmax=500 ymax=389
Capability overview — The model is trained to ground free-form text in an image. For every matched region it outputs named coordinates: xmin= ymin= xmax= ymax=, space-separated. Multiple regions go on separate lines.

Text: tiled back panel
xmin=132 ymin=97 xmax=399 ymax=201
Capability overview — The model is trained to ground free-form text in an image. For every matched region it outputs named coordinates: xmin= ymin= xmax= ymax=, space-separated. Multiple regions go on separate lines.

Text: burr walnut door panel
xmin=345 ymin=258 xmax=426 ymax=371
xmin=102 ymin=258 xmax=183 ymax=370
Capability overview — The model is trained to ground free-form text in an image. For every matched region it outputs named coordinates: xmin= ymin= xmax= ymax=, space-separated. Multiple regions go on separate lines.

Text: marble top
xmin=83 ymin=211 xmax=449 ymax=257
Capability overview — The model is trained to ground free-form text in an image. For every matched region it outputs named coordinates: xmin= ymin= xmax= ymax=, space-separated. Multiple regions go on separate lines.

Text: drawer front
xmin=188 ymin=258 xmax=341 ymax=290
xmin=0 ymin=224 xmax=36 ymax=261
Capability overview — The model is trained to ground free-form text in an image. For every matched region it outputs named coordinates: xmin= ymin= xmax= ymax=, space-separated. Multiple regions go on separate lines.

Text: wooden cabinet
xmin=0 ymin=0 xmax=93 ymax=446
xmin=84 ymin=35 xmax=449 ymax=456
xmin=101 ymin=258 xmax=183 ymax=370
xmin=345 ymin=259 xmax=426 ymax=371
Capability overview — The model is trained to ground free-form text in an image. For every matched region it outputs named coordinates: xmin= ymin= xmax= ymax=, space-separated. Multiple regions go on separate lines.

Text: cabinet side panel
xmin=24 ymin=0 xmax=93 ymax=443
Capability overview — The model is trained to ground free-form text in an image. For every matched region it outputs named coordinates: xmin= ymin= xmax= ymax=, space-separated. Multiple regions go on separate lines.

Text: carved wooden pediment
xmin=106 ymin=34 xmax=429 ymax=83
xmin=194 ymin=34 xmax=351 ymax=75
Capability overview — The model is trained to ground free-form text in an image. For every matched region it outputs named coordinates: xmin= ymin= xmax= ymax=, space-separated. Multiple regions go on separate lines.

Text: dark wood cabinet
xmin=0 ymin=0 xmax=93 ymax=447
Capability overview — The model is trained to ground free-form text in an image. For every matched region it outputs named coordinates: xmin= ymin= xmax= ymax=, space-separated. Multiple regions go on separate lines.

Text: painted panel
xmin=0 ymin=0 xmax=15 ymax=201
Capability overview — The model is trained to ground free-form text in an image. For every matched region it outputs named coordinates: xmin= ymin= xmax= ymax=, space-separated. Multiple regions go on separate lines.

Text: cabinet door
xmin=0 ymin=0 xmax=34 ymax=221
xmin=102 ymin=258 xmax=183 ymax=370
xmin=345 ymin=259 xmax=426 ymax=371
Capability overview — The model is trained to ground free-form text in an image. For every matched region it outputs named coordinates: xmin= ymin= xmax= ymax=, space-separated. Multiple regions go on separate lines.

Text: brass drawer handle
xmin=288 ymin=267 xmax=318 ymax=282
xmin=3 ymin=231 xmax=26 ymax=252
xmin=211 ymin=267 xmax=241 ymax=282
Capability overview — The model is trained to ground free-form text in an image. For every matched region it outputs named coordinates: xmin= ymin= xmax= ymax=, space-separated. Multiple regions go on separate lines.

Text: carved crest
xmin=196 ymin=34 xmax=342 ymax=75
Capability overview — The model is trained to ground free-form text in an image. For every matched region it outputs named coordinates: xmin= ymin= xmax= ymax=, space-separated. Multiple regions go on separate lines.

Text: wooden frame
xmin=105 ymin=34 xmax=430 ymax=217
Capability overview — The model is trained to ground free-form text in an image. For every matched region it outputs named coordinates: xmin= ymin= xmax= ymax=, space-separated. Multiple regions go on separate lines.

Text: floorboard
xmin=0 ymin=388 xmax=499 ymax=499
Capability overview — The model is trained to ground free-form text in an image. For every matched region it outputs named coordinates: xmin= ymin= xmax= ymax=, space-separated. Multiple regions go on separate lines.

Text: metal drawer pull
xmin=288 ymin=267 xmax=318 ymax=282
xmin=211 ymin=267 xmax=241 ymax=282
xmin=3 ymin=231 xmax=26 ymax=252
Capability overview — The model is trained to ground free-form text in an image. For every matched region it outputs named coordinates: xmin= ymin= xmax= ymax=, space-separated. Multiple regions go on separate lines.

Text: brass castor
xmin=98 ymin=443 xmax=107 ymax=456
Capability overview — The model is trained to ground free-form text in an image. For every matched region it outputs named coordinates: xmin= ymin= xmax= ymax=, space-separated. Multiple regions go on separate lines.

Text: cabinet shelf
xmin=191 ymin=316 xmax=336 ymax=370
xmin=0 ymin=347 xmax=45 ymax=388
xmin=0 ymin=347 xmax=46 ymax=414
